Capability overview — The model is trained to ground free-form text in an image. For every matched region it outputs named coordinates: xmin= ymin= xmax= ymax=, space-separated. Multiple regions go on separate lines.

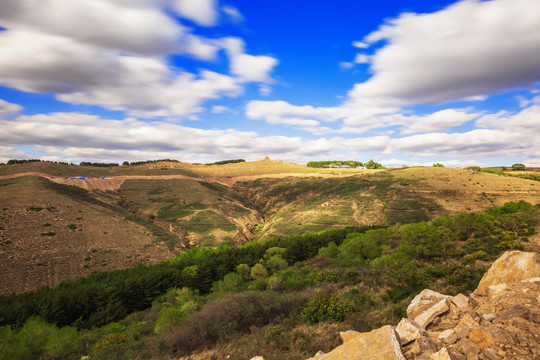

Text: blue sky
xmin=0 ymin=0 xmax=539 ymax=167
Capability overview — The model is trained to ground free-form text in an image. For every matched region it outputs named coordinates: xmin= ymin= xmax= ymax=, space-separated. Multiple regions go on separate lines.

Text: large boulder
xmin=476 ymin=251 xmax=540 ymax=294
xmin=306 ymin=325 xmax=405 ymax=360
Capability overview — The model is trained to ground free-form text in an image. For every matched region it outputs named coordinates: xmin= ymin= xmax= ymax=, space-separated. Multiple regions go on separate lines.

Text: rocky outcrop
xmin=253 ymin=251 xmax=539 ymax=360
xmin=401 ymin=251 xmax=540 ymax=360
xmin=305 ymin=325 xmax=405 ymax=360
xmin=475 ymin=251 xmax=540 ymax=294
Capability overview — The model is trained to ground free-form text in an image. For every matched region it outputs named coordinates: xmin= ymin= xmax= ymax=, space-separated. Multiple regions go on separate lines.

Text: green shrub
xmin=318 ymin=242 xmax=339 ymax=258
xmin=301 ymin=294 xmax=356 ymax=324
xmin=251 ymin=263 xmax=268 ymax=279
xmin=154 ymin=307 xmax=185 ymax=334
xmin=223 ymin=272 xmax=244 ymax=287
xmin=17 ymin=316 xmax=53 ymax=356
xmin=92 ymin=333 xmax=129 ymax=355
xmin=236 ymin=264 xmax=251 ymax=281
xmin=364 ymin=160 xmax=384 ymax=169
xmin=265 ymin=255 xmax=288 ymax=273
xmin=44 ymin=326 xmax=82 ymax=358
xmin=306 ymin=269 xmax=343 ymax=285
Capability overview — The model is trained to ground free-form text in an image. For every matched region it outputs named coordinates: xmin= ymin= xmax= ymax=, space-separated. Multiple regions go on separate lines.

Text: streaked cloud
xmin=0 ymin=0 xmax=275 ymax=119
xmin=222 ymin=5 xmax=244 ymax=23
xmin=0 ymin=99 xmax=22 ymax=118
xmin=349 ymin=0 xmax=540 ymax=105
xmin=173 ymin=0 xmax=218 ymax=27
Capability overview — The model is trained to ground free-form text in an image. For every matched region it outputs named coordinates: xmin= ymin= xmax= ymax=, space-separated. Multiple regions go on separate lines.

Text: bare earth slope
xmin=0 ymin=161 xmax=538 ymax=294
xmin=0 ymin=176 xmax=174 ymax=294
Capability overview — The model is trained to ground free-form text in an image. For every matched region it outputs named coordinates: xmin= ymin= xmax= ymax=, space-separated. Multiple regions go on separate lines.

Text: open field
xmin=0 ymin=160 xmax=539 ymax=294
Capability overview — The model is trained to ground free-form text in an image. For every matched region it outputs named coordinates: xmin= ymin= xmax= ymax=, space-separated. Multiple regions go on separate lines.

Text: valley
xmin=0 ymin=160 xmax=539 ymax=295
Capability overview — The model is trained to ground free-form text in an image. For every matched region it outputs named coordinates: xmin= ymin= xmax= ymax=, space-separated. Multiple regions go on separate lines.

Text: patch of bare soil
xmin=0 ymin=177 xmax=176 ymax=295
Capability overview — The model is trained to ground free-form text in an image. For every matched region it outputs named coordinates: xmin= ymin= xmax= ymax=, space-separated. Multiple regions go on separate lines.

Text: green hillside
xmin=0 ymin=201 xmax=537 ymax=359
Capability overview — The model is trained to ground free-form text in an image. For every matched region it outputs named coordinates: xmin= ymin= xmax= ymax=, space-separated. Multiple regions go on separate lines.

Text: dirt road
xmin=0 ymin=171 xmax=356 ymax=191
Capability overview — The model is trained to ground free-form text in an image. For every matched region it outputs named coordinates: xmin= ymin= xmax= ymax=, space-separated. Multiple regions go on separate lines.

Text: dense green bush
xmin=301 ymin=294 xmax=356 ymax=324
xmin=0 ymin=317 xmax=82 ymax=360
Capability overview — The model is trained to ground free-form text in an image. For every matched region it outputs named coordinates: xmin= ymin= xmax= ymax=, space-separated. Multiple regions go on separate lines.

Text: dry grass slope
xmin=0 ymin=160 xmax=538 ymax=294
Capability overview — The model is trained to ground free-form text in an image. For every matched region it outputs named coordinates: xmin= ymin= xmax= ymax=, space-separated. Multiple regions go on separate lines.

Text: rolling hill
xmin=0 ymin=160 xmax=538 ymax=294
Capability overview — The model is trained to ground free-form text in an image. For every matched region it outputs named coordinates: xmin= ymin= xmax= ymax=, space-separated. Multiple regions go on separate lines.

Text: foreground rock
xmin=475 ymin=251 xmax=540 ymax=295
xmin=306 ymin=325 xmax=405 ymax=360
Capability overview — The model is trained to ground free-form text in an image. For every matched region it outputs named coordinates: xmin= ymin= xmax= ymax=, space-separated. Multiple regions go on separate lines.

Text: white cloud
xmin=1 ymin=109 xmax=537 ymax=164
xmin=352 ymin=41 xmax=369 ymax=49
xmin=246 ymin=99 xmax=477 ymax=135
xmin=221 ymin=38 xmax=278 ymax=83
xmin=59 ymin=67 xmax=242 ymax=118
xmin=332 ymin=136 xmax=390 ymax=153
xmin=400 ymin=109 xmax=479 ymax=134
xmin=391 ymin=129 xmax=534 ymax=158
xmin=516 ymin=94 xmax=540 ymax=108
xmin=222 ymin=5 xmax=244 ymax=23
xmin=349 ymin=0 xmax=540 ymax=105
xmin=211 ymin=105 xmax=228 ymax=114
xmin=0 ymin=146 xmax=33 ymax=164
xmin=0 ymin=99 xmax=23 ymax=118
xmin=354 ymin=54 xmax=371 ymax=64
xmin=0 ymin=31 xmax=126 ymax=93
xmin=476 ymin=105 xmax=540 ymax=131
xmin=172 ymin=0 xmax=218 ymax=27
xmin=339 ymin=62 xmax=354 ymax=70
xmin=0 ymin=0 xmax=278 ymax=118
xmin=523 ymin=159 xmax=540 ymax=167
xmin=0 ymin=0 xmax=184 ymax=56
xmin=259 ymin=84 xmax=272 ymax=96
xmin=0 ymin=112 xmax=346 ymax=162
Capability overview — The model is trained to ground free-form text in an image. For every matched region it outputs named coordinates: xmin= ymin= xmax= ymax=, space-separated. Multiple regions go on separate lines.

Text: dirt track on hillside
xmin=0 ymin=172 xmax=362 ymax=191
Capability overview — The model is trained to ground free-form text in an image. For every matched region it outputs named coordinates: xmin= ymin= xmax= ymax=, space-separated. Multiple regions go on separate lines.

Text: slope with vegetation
xmin=0 ymin=161 xmax=539 ymax=295
xmin=0 ymin=201 xmax=538 ymax=359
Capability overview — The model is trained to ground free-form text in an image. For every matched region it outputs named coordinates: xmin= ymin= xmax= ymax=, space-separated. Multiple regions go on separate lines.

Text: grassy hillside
xmin=235 ymin=167 xmax=540 ymax=238
xmin=118 ymin=179 xmax=262 ymax=248
xmin=0 ymin=201 xmax=537 ymax=360
xmin=0 ymin=161 xmax=538 ymax=294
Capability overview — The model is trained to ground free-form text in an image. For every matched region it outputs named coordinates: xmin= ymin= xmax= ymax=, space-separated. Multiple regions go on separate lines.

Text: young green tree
xmin=250 ymin=263 xmax=268 ymax=279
